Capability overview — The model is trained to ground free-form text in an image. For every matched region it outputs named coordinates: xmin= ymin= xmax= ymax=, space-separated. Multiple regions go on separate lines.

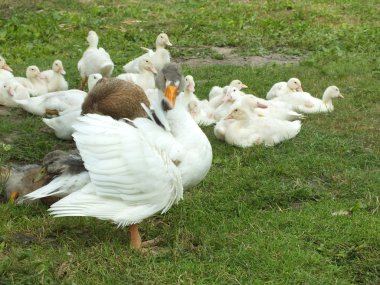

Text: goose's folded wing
xmin=72 ymin=114 xmax=183 ymax=211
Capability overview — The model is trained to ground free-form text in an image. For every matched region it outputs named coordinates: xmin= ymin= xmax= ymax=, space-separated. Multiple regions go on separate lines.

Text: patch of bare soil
xmin=175 ymin=47 xmax=302 ymax=67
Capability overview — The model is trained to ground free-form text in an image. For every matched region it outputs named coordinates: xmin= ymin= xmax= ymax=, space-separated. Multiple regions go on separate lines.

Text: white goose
xmin=117 ymin=58 xmax=157 ymax=91
xmin=266 ymin=77 xmax=303 ymax=100
xmin=208 ymin=79 xmax=247 ymax=106
xmin=273 ymin=86 xmax=344 ymax=113
xmin=14 ymin=66 xmax=48 ymax=96
xmin=123 ymin=33 xmax=172 ymax=73
xmin=222 ymin=105 xmax=301 ymax=147
xmin=78 ymin=30 xmax=114 ymax=90
xmin=177 ymin=75 xmax=215 ymax=126
xmin=42 ymin=74 xmax=103 ymax=140
xmin=0 ymin=56 xmax=14 ymax=81
xmin=41 ymin=59 xmax=69 ymax=92
xmin=27 ymin=73 xmax=212 ymax=249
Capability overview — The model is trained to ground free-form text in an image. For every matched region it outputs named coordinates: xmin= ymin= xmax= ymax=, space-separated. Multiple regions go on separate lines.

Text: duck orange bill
xmin=165 ymin=85 xmax=178 ymax=108
xmin=9 ymin=191 xmax=19 ymax=204
xmin=3 ymin=64 xmax=13 ymax=72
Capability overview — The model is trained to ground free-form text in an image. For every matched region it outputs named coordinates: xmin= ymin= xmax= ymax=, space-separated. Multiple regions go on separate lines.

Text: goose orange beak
xmin=165 ymin=85 xmax=178 ymax=108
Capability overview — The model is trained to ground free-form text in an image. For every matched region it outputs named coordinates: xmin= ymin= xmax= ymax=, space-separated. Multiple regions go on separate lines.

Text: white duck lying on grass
xmin=117 ymin=58 xmax=157 ymax=91
xmin=12 ymin=73 xmax=102 ymax=116
xmin=24 ymin=64 xmax=212 ymax=250
xmin=14 ymin=65 xmax=48 ymax=96
xmin=42 ymin=74 xmax=103 ymax=139
xmin=235 ymin=93 xmax=305 ymax=121
xmin=215 ymin=102 xmax=301 ymax=147
xmin=208 ymin=79 xmax=248 ymax=108
xmin=272 ymin=86 xmax=343 ymax=113
xmin=78 ymin=30 xmax=114 ymax=90
xmin=123 ymin=33 xmax=172 ymax=73
xmin=0 ymin=80 xmax=30 ymax=107
xmin=0 ymin=55 xmax=14 ymax=81
xmin=41 ymin=59 xmax=69 ymax=92
xmin=266 ymin=77 xmax=303 ymax=100
xmin=177 ymin=75 xmax=216 ymax=126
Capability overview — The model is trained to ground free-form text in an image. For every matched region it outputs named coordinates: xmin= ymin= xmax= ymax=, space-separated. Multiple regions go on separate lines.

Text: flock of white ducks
xmin=1 ymin=30 xmax=343 ymax=249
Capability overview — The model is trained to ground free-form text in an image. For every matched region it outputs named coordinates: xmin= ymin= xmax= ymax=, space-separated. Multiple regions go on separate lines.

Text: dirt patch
xmin=175 ymin=47 xmax=302 ymax=68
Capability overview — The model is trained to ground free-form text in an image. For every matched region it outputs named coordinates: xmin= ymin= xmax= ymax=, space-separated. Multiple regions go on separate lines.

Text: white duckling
xmin=78 ymin=30 xmax=114 ymax=90
xmin=123 ymin=33 xmax=172 ymax=73
xmin=42 ymin=74 xmax=103 ymax=140
xmin=234 ymin=94 xmax=304 ymax=121
xmin=273 ymin=86 xmax=344 ymax=113
xmin=41 ymin=60 xmax=69 ymax=92
xmin=14 ymin=65 xmax=48 ymax=96
xmin=117 ymin=58 xmax=157 ymax=91
xmin=266 ymin=77 xmax=303 ymax=100
xmin=223 ymin=106 xmax=302 ymax=147
xmin=0 ymin=56 xmax=14 ymax=81
xmin=0 ymin=80 xmax=30 ymax=107
xmin=177 ymin=75 xmax=215 ymax=126
xmin=208 ymin=79 xmax=247 ymax=104
xmin=213 ymin=86 xmax=244 ymax=121
xmin=14 ymin=88 xmax=87 ymax=116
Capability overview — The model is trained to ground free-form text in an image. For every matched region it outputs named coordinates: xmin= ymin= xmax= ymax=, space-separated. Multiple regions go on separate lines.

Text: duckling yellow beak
xmin=33 ymin=167 xmax=47 ymax=183
xmin=3 ymin=64 xmax=13 ymax=72
xmin=296 ymin=86 xmax=303 ymax=92
xmin=225 ymin=113 xmax=233 ymax=120
xmin=257 ymin=102 xmax=268 ymax=108
xmin=339 ymin=93 xmax=344 ymax=99
xmin=59 ymin=68 xmax=66 ymax=75
xmin=164 ymin=85 xmax=178 ymax=108
xmin=149 ymin=66 xmax=158 ymax=75
xmin=9 ymin=191 xmax=19 ymax=204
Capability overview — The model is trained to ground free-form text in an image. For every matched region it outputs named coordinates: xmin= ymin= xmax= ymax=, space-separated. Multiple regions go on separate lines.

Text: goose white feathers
xmin=117 ymin=58 xmax=157 ymax=91
xmin=77 ymin=31 xmax=114 ymax=89
xmin=273 ymin=86 xmax=343 ymax=113
xmin=41 ymin=59 xmax=69 ymax=92
xmin=49 ymin=114 xmax=183 ymax=227
xmin=123 ymin=33 xmax=172 ymax=73
xmin=0 ymin=56 xmax=14 ymax=81
xmin=266 ymin=77 xmax=303 ymax=100
xmin=14 ymin=65 xmax=48 ymax=96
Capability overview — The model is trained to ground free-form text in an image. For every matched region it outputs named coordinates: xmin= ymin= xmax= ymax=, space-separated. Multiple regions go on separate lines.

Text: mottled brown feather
xmin=82 ymin=78 xmax=150 ymax=120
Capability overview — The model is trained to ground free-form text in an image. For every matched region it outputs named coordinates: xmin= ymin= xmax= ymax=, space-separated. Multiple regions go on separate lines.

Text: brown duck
xmin=81 ymin=77 xmax=150 ymax=120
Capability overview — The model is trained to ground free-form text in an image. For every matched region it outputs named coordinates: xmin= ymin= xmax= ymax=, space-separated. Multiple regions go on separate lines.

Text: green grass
xmin=0 ymin=1 xmax=379 ymax=284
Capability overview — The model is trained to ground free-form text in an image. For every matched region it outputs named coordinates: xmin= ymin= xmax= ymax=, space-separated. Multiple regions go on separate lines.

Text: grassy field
xmin=0 ymin=0 xmax=379 ymax=284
